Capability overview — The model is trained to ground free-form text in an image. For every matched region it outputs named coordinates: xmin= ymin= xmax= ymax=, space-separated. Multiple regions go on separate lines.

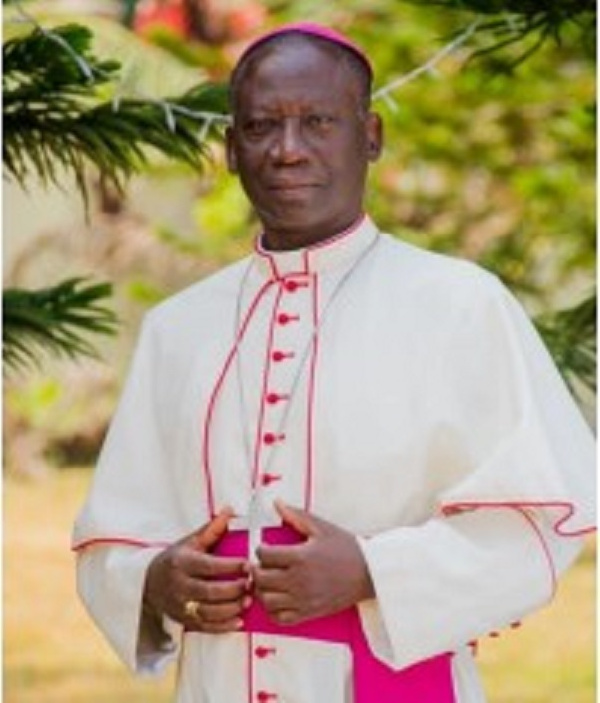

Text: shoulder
xmin=374 ymin=231 xmax=507 ymax=308
xmin=143 ymin=257 xmax=250 ymax=335
xmin=373 ymin=234 xmax=545 ymax=359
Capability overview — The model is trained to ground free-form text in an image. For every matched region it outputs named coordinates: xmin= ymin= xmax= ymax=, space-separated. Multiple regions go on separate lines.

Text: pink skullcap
xmin=236 ymin=22 xmax=373 ymax=79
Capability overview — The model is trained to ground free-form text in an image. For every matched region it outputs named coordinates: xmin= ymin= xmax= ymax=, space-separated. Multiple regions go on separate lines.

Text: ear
xmin=365 ymin=112 xmax=383 ymax=162
xmin=225 ymin=126 xmax=239 ymax=174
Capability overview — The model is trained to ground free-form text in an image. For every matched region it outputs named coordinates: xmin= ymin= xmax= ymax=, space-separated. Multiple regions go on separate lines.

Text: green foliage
xmin=3 ymin=21 xmax=119 ymax=84
xmin=429 ymin=0 xmax=596 ymax=64
xmin=192 ymin=172 xmax=254 ymax=263
xmin=3 ymin=23 xmax=229 ymax=206
xmin=535 ymin=293 xmax=596 ymax=397
xmin=3 ymin=278 xmax=118 ymax=372
xmin=3 ymin=17 xmax=230 ymax=374
xmin=6 ymin=376 xmax=63 ymax=428
xmin=347 ymin=5 xmax=595 ymax=296
xmin=121 ymin=0 xmax=139 ymax=28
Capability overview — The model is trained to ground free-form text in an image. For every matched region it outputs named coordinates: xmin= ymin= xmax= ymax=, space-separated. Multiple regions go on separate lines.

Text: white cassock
xmin=73 ymin=215 xmax=595 ymax=703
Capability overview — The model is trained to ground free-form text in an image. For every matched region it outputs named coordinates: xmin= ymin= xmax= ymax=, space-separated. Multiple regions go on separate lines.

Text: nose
xmin=270 ymin=118 xmax=307 ymax=164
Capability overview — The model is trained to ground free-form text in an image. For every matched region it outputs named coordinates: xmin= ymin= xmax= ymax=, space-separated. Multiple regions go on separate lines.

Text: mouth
xmin=267 ymin=184 xmax=321 ymax=204
xmin=268 ymin=181 xmax=320 ymax=191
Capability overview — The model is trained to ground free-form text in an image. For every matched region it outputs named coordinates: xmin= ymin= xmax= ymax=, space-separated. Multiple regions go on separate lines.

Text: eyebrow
xmin=239 ymin=101 xmax=342 ymax=114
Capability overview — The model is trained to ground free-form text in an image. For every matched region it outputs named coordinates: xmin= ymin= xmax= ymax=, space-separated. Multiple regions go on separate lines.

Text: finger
xmin=193 ymin=599 xmax=249 ymax=624
xmin=257 ymin=591 xmax=299 ymax=624
xmin=274 ymin=500 xmax=322 ymax=538
xmin=187 ymin=552 xmax=248 ymax=579
xmin=194 ymin=507 xmax=235 ymax=551
xmin=252 ymin=566 xmax=288 ymax=593
xmin=256 ymin=588 xmax=293 ymax=613
xmin=255 ymin=542 xmax=302 ymax=569
xmin=189 ymin=576 xmax=250 ymax=604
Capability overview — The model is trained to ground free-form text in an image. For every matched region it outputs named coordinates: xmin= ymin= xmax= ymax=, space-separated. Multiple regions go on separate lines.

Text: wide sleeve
xmin=358 ymin=274 xmax=595 ymax=670
xmin=72 ymin=312 xmax=192 ymax=672
xmin=75 ymin=544 xmax=181 ymax=673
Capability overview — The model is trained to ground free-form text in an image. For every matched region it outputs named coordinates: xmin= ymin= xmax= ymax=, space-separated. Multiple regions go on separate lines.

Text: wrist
xmin=354 ymin=535 xmax=376 ymax=601
xmin=142 ymin=552 xmax=165 ymax=617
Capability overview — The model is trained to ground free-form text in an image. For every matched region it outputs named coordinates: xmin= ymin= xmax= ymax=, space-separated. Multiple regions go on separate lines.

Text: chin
xmin=261 ymin=206 xmax=319 ymax=230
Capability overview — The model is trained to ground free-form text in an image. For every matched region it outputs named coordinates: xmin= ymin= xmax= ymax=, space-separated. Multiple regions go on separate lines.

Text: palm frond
xmin=3 ymin=278 xmax=118 ymax=373
xmin=3 ymin=23 xmax=229 ymax=204
xmin=2 ymin=19 xmax=233 ymax=372
xmin=409 ymin=0 xmax=596 ymax=64
xmin=535 ymin=292 xmax=596 ymax=400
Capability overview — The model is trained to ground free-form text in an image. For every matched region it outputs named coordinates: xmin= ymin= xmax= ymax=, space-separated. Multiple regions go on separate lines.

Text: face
xmin=226 ymin=39 xmax=382 ymax=250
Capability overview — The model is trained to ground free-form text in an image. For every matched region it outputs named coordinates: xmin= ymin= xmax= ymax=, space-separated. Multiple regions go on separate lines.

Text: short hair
xmin=229 ymin=32 xmax=373 ymax=114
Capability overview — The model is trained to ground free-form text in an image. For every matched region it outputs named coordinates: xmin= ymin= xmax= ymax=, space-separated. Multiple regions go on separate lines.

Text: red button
xmin=285 ymin=281 xmax=299 ymax=292
xmin=263 ymin=433 xmax=285 ymax=445
xmin=266 ymin=393 xmax=289 ymax=404
xmin=262 ymin=473 xmax=282 ymax=486
xmin=255 ymin=645 xmax=276 ymax=658
xmin=277 ymin=312 xmax=299 ymax=325
xmin=272 ymin=350 xmax=293 ymax=362
xmin=257 ymin=692 xmax=278 ymax=702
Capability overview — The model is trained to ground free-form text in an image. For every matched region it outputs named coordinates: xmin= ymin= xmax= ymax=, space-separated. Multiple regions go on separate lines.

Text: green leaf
xmin=535 ymin=292 xmax=596 ymax=400
xmin=3 ymin=278 xmax=118 ymax=373
xmin=3 ymin=22 xmax=229 ymax=205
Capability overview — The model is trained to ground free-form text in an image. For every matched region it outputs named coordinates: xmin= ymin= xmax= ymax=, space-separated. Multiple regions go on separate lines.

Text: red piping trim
xmin=253 ymin=213 xmax=367 ymax=277
xmin=72 ymin=536 xmax=171 ymax=552
xmin=267 ymin=254 xmax=278 ymax=280
xmin=247 ymin=632 xmax=254 ymax=703
xmin=441 ymin=500 xmax=595 ymax=537
xmin=514 ymin=506 xmax=558 ymax=600
xmin=252 ymin=284 xmax=285 ymax=489
xmin=202 ymin=278 xmax=274 ymax=517
xmin=253 ymin=237 xmax=279 ymax=280
xmin=305 ymin=272 xmax=319 ymax=511
xmin=306 ymin=212 xmax=367 ymax=253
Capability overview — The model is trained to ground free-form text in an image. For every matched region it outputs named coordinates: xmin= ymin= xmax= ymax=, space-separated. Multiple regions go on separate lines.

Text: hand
xmin=143 ymin=508 xmax=250 ymax=633
xmin=251 ymin=500 xmax=374 ymax=625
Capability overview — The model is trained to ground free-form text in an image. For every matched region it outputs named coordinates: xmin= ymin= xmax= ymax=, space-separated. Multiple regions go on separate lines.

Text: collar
xmin=253 ymin=214 xmax=379 ymax=279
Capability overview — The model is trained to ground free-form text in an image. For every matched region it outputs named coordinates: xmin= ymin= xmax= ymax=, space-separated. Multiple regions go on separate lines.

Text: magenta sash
xmin=212 ymin=526 xmax=456 ymax=703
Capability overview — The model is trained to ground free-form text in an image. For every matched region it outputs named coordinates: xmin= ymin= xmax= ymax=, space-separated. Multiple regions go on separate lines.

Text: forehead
xmin=234 ymin=38 xmax=360 ymax=111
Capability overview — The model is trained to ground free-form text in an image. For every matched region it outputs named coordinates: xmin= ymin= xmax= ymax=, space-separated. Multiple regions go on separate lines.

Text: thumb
xmin=274 ymin=499 xmax=322 ymax=538
xmin=193 ymin=507 xmax=235 ymax=551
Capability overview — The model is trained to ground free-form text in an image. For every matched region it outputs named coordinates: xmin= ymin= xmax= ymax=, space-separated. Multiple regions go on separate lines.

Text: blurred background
xmin=3 ymin=1 xmax=595 ymax=701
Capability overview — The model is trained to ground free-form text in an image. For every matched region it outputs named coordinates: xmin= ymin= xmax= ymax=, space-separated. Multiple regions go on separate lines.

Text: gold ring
xmin=184 ymin=599 xmax=201 ymax=620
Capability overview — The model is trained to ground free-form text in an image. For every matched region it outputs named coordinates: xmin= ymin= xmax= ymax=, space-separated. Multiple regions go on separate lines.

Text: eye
xmin=241 ymin=117 xmax=278 ymax=138
xmin=304 ymin=113 xmax=336 ymax=131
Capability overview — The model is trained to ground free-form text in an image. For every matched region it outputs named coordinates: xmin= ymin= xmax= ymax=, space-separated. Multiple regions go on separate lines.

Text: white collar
xmin=253 ymin=214 xmax=379 ymax=279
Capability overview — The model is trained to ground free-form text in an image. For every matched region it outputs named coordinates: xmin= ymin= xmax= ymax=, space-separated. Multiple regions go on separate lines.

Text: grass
xmin=4 ymin=469 xmax=174 ymax=703
xmin=4 ymin=469 xmax=596 ymax=702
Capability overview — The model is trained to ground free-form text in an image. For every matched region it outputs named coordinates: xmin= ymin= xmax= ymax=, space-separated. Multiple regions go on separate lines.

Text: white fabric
xmin=74 ymin=215 xmax=594 ymax=703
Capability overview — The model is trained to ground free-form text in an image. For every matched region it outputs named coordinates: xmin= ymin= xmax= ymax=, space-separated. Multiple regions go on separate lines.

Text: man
xmin=74 ymin=23 xmax=595 ymax=703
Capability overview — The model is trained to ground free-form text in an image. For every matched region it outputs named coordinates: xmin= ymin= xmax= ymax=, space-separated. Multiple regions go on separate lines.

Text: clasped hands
xmin=143 ymin=500 xmax=374 ymax=633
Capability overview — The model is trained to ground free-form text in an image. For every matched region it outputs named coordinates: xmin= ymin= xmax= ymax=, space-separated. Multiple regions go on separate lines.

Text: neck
xmin=261 ymin=213 xmax=365 ymax=252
